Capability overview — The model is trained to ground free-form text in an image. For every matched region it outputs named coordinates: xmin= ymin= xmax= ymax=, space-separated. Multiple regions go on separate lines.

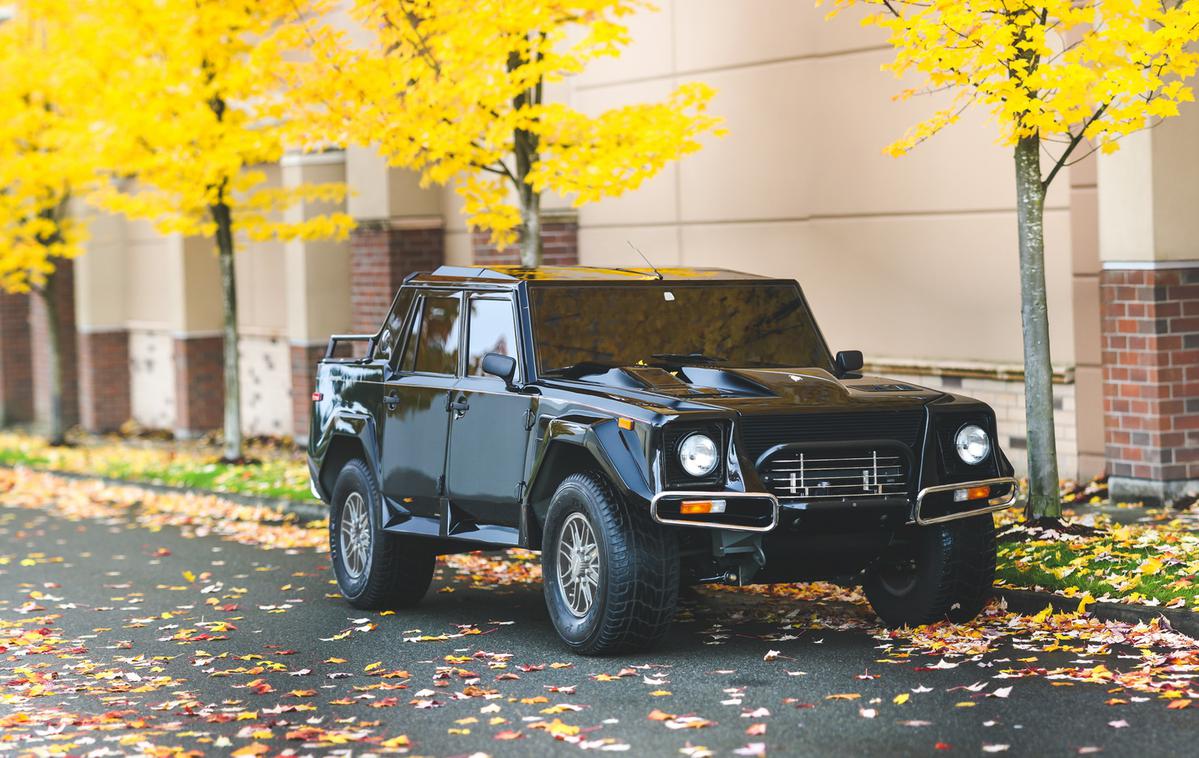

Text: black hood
xmin=540 ymin=363 xmax=942 ymax=413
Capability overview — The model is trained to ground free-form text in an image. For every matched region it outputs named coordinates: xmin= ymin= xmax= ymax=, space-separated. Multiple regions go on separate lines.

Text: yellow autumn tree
xmin=88 ymin=0 xmax=354 ymax=461
xmin=294 ymin=0 xmax=722 ymax=266
xmin=0 ymin=0 xmax=104 ymax=444
xmin=826 ymin=0 xmax=1199 ymax=520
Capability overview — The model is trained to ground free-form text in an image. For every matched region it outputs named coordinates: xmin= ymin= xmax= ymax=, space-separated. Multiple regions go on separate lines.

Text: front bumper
xmin=650 ymin=491 xmax=779 ymax=532
xmin=910 ymin=476 xmax=1020 ymax=525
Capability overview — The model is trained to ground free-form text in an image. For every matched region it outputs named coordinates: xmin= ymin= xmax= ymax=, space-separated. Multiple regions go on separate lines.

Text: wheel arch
xmin=523 ymin=417 xmax=654 ymax=549
xmin=316 ymin=412 xmax=382 ymax=500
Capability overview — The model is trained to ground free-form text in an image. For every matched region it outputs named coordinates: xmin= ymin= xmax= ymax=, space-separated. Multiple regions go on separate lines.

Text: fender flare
xmin=523 ymin=416 xmax=655 ymax=539
xmin=312 ymin=411 xmax=382 ymax=501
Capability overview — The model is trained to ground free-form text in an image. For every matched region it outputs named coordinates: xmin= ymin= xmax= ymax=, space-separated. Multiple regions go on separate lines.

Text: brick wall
xmin=1101 ymin=266 xmax=1199 ymax=500
xmin=289 ymin=343 xmax=324 ymax=446
xmin=472 ymin=217 xmax=579 ymax=267
xmin=350 ymin=222 xmax=444 ymax=334
xmin=29 ymin=262 xmax=79 ymax=429
xmin=77 ymin=330 xmax=131 ymax=433
xmin=884 ymin=370 xmax=1081 ymax=480
xmin=0 ymin=291 xmax=33 ymax=425
xmin=174 ymin=336 xmax=224 ymax=437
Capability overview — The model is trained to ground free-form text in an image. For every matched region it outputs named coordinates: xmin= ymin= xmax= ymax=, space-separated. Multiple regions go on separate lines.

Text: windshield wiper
xmin=650 ymin=352 xmax=726 ymax=365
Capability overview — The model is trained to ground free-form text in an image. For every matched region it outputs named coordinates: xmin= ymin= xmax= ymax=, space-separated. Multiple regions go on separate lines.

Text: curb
xmin=3 ymin=465 xmax=329 ymax=523
xmin=996 ymin=588 xmax=1199 ymax=638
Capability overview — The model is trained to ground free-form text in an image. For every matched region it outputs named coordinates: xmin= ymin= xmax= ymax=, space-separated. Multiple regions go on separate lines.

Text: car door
xmin=445 ymin=293 xmax=535 ymax=529
xmin=380 ymin=291 xmax=462 ymax=524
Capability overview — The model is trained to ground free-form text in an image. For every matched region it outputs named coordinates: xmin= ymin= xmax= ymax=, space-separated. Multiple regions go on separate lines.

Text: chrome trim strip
xmin=911 ymin=476 xmax=1020 ymax=526
xmin=649 ymin=490 xmax=780 ymax=533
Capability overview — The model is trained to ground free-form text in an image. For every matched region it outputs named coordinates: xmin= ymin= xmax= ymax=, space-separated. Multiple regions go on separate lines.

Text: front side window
xmin=413 ymin=295 xmax=462 ymax=375
xmin=467 ymin=297 xmax=519 ymax=378
xmin=376 ymin=288 xmax=416 ymax=362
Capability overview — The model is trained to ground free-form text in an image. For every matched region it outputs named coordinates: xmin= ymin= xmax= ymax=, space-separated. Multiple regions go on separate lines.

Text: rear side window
xmin=413 ymin=295 xmax=462 ymax=375
xmin=467 ymin=297 xmax=519 ymax=379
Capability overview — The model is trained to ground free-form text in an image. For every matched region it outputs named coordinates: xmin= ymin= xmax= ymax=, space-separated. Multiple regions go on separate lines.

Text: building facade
xmin=0 ymin=1 xmax=1196 ymax=502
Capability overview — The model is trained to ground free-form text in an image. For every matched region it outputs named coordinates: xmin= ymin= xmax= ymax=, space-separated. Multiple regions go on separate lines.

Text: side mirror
xmin=835 ymin=350 xmax=864 ymax=377
xmin=482 ymin=352 xmax=518 ymax=389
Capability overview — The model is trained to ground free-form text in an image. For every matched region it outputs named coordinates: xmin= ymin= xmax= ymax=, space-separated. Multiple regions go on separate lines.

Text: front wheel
xmin=862 ymin=514 xmax=996 ymax=627
xmin=541 ymin=472 xmax=679 ymax=655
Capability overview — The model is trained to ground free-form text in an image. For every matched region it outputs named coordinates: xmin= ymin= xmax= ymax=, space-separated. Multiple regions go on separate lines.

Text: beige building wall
xmin=562 ymin=0 xmax=1085 ymax=477
xmin=64 ymin=2 xmax=1136 ymax=480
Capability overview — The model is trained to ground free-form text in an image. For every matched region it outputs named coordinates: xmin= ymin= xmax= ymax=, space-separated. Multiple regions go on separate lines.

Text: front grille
xmin=760 ymin=446 xmax=909 ymax=501
xmin=737 ymin=410 xmax=925 ymax=461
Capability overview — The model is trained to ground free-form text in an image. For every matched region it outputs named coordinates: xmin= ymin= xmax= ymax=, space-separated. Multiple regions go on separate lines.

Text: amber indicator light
xmin=679 ymin=499 xmax=727 ymax=515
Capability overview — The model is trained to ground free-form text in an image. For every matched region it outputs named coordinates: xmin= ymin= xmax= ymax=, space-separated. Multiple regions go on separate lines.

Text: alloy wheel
xmin=557 ymin=512 xmax=601 ymax=617
xmin=339 ymin=491 xmax=371 ymax=578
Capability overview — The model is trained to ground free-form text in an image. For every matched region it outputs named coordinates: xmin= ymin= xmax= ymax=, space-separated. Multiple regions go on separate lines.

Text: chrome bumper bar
xmin=911 ymin=476 xmax=1020 ymax=526
xmin=650 ymin=490 xmax=780 ymax=533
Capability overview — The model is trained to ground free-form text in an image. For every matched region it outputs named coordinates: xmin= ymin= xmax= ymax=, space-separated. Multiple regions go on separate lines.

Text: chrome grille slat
xmin=759 ymin=446 xmax=909 ymax=500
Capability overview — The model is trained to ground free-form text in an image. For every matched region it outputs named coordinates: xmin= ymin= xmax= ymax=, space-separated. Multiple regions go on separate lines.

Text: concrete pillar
xmin=172 ymin=235 xmax=225 ymax=438
xmin=1098 ymin=106 xmax=1199 ymax=502
xmin=344 ymin=147 xmax=445 ymax=333
xmin=74 ymin=209 xmax=131 ymax=433
xmin=284 ymin=151 xmax=353 ymax=444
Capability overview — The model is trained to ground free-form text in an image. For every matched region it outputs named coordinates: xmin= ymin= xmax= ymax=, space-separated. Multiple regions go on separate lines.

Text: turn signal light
xmin=953 ymin=485 xmax=991 ymax=502
xmin=618 ymin=417 xmax=634 ymax=430
xmin=680 ymin=499 xmax=727 ymax=515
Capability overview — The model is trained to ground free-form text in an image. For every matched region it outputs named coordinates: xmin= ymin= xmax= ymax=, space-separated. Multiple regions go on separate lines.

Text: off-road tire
xmin=542 ymin=472 xmax=679 ymax=655
xmin=329 ymin=459 xmax=435 ymax=610
xmin=862 ymin=514 xmax=996 ymax=627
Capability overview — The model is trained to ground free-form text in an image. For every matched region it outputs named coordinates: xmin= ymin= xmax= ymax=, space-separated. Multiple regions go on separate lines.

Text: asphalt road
xmin=3 ymin=495 xmax=1198 ymax=757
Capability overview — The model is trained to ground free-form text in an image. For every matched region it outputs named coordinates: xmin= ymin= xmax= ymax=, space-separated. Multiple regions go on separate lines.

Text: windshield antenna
xmin=626 ymin=240 xmax=664 ymax=280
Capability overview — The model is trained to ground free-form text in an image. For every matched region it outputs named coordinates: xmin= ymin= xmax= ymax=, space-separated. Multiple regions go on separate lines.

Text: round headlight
xmin=955 ymin=424 xmax=991 ymax=465
xmin=678 ymin=433 xmax=719 ymax=477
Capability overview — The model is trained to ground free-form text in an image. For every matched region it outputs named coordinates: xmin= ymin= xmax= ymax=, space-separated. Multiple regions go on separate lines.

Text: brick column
xmin=350 ymin=220 xmax=444 ymax=333
xmin=29 ymin=261 xmax=79 ymax=430
xmin=472 ymin=213 xmax=579 ymax=267
xmin=290 ymin=343 xmax=325 ymax=444
xmin=77 ymin=329 xmax=131 ymax=433
xmin=0 ymin=291 xmax=33 ymax=426
xmin=1101 ymin=265 xmax=1199 ymax=502
xmin=173 ymin=335 xmax=224 ymax=437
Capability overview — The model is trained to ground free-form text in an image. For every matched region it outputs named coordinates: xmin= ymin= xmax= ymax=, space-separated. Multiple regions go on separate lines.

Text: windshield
xmin=529 ymin=282 xmax=833 ymax=375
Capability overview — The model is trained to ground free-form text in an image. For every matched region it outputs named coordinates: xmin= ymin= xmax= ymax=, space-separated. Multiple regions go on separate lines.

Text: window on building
xmin=467 ymin=297 xmax=519 ymax=379
xmin=412 ymin=295 xmax=462 ymax=375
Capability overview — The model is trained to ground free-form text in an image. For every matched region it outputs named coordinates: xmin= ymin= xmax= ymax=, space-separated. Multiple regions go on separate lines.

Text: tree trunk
xmin=33 ymin=277 xmax=65 ymax=447
xmin=518 ymin=180 xmax=542 ymax=268
xmin=1014 ymin=135 xmax=1061 ymax=520
xmin=514 ymin=125 xmax=542 ymax=268
xmin=210 ymin=199 xmax=243 ymax=462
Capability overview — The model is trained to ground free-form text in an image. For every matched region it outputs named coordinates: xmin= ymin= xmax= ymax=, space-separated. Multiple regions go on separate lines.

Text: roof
xmin=414 ymin=265 xmax=770 ymax=284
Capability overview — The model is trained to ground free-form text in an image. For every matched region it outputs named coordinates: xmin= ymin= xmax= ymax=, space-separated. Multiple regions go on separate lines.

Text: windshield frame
xmin=523 ymin=279 xmax=837 ymax=380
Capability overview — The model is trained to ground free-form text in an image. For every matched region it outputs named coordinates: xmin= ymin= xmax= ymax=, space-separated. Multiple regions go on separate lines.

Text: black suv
xmin=307 ymin=266 xmax=1017 ymax=654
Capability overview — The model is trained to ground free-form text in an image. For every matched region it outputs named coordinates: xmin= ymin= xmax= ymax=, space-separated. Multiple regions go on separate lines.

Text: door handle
xmin=448 ymin=395 xmax=470 ymax=418
xmin=383 ymin=393 xmax=400 ymax=411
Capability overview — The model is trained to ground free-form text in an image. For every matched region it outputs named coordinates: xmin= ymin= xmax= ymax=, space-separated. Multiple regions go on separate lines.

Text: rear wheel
xmin=542 ymin=472 xmax=679 ymax=655
xmin=862 ymin=514 xmax=996 ymax=627
xmin=330 ymin=459 xmax=435 ymax=610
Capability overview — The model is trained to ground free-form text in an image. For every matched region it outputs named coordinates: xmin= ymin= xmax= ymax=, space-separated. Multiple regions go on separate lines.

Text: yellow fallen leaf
xmin=893 ymin=693 xmax=910 ymax=705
